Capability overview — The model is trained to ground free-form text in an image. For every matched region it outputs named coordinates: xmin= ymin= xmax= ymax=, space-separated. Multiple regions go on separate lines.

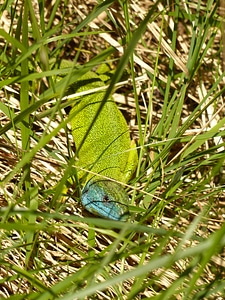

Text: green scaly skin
xmin=67 ymin=67 xmax=138 ymax=220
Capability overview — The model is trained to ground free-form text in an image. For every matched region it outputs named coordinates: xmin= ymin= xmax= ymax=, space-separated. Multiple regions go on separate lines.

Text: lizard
xmin=64 ymin=64 xmax=138 ymax=220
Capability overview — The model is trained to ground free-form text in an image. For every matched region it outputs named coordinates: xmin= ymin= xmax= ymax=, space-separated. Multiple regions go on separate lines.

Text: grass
xmin=1 ymin=0 xmax=225 ymax=299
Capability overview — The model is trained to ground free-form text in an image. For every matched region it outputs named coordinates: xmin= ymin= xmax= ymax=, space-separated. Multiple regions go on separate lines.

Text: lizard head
xmin=81 ymin=179 xmax=129 ymax=221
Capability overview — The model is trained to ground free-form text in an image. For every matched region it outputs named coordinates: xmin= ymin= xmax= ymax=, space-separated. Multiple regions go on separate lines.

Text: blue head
xmin=81 ymin=179 xmax=129 ymax=221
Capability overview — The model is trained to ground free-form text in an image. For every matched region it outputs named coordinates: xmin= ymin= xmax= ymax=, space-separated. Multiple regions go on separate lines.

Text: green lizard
xmin=65 ymin=65 xmax=138 ymax=220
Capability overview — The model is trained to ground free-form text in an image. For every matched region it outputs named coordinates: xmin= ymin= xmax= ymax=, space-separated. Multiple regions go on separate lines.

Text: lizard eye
xmin=102 ymin=195 xmax=110 ymax=202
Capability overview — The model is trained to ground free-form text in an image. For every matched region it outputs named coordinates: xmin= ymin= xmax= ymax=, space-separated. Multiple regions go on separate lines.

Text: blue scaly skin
xmin=82 ymin=180 xmax=129 ymax=221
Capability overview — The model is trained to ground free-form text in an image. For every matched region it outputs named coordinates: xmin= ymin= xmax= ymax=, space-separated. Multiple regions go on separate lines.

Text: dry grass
xmin=0 ymin=0 xmax=225 ymax=298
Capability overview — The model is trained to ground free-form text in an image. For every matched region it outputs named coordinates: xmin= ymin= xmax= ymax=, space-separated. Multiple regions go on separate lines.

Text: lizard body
xmin=69 ymin=70 xmax=138 ymax=220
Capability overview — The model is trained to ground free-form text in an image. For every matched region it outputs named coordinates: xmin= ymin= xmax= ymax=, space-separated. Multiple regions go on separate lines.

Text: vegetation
xmin=0 ymin=0 xmax=225 ymax=298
